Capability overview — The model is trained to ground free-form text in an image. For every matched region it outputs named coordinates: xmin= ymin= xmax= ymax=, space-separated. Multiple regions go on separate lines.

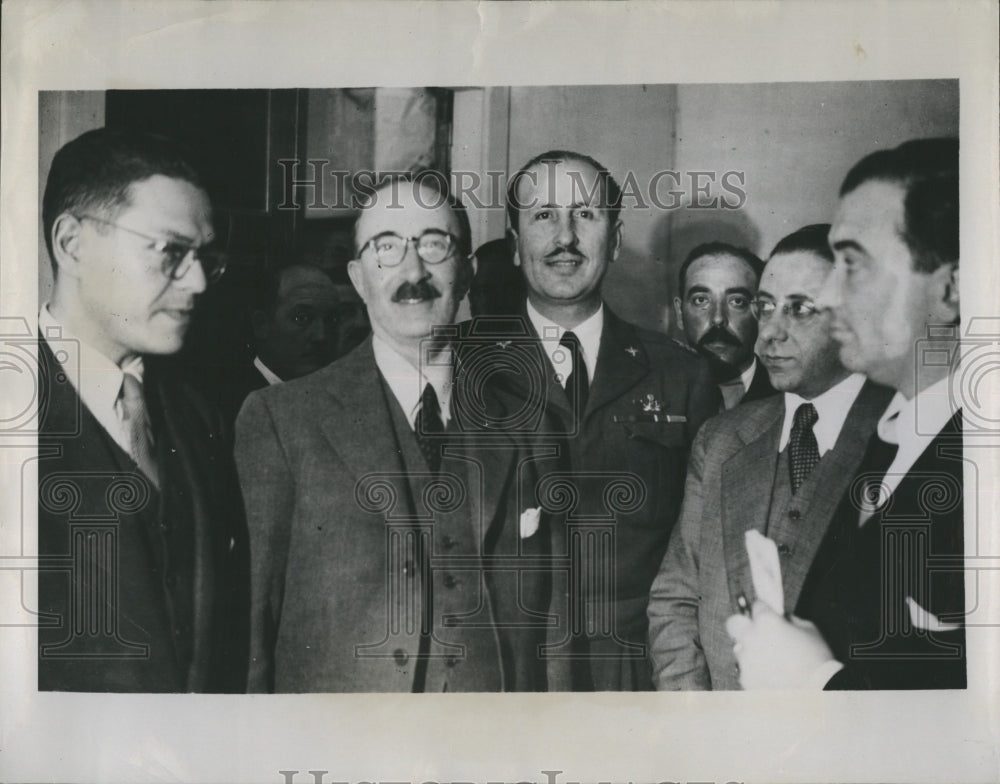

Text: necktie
xmin=414 ymin=382 xmax=445 ymax=473
xmin=788 ymin=402 xmax=820 ymax=494
xmin=119 ymin=370 xmax=160 ymax=489
xmin=559 ymin=330 xmax=589 ymax=413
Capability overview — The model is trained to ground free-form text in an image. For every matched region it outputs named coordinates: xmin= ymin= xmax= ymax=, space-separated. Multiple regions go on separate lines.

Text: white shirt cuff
xmin=806 ymin=659 xmax=844 ymax=689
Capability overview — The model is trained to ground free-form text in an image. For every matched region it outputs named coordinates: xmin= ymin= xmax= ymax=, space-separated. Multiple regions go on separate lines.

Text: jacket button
xmin=393 ymin=649 xmax=408 ymax=665
xmin=441 ymin=535 xmax=456 ymax=550
xmin=445 ymin=656 xmax=458 ymax=668
xmin=443 ymin=574 xmax=457 ymax=589
xmin=402 ymin=559 xmax=415 ymax=576
xmin=778 ymin=543 xmax=792 ymax=556
xmin=788 ymin=509 xmax=801 ymax=520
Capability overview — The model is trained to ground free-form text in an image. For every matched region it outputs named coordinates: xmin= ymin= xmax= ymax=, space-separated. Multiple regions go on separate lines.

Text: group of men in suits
xmin=36 ymin=125 xmax=963 ymax=694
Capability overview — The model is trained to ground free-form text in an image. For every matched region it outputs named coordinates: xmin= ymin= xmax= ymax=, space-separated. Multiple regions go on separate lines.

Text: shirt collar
xmin=253 ymin=356 xmax=284 ymax=386
xmin=877 ymin=374 xmax=957 ymax=446
xmin=778 ymin=372 xmax=866 ymax=455
xmin=525 ymin=299 xmax=604 ymax=382
xmin=372 ymin=335 xmax=453 ymax=430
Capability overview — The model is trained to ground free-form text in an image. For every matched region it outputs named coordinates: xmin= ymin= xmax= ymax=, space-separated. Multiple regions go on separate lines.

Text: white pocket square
xmin=905 ymin=596 xmax=961 ymax=632
xmin=519 ymin=507 xmax=541 ymax=539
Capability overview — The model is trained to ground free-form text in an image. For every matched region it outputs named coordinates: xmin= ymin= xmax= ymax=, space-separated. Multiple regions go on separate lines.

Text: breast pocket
xmin=617 ymin=420 xmax=689 ymax=526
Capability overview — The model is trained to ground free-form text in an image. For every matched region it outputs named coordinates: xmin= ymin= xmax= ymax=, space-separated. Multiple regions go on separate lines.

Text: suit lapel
xmin=721 ymin=401 xmax=782 ymax=606
xmin=781 ymin=381 xmax=894 ymax=607
xmin=586 ymin=310 xmax=649 ymax=417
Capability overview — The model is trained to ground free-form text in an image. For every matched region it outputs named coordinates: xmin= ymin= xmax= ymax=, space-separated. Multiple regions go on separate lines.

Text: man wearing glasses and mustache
xmin=647 ymin=224 xmax=892 ymax=689
xmin=673 ymin=242 xmax=776 ymax=410
xmin=236 ymin=177 xmax=566 ymax=693
xmin=37 ymin=127 xmax=249 ymax=692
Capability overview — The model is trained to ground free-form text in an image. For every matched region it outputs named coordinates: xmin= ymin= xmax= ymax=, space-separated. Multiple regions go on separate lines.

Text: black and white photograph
xmin=1 ymin=2 xmax=997 ymax=783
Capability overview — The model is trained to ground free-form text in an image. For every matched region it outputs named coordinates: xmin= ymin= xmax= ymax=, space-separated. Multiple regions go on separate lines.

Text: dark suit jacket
xmin=37 ymin=338 xmax=250 ymax=692
xmin=470 ymin=307 xmax=719 ymax=689
xmin=801 ymin=411 xmax=966 ymax=690
xmin=647 ymin=380 xmax=893 ymax=690
xmin=235 ymin=336 xmax=569 ymax=693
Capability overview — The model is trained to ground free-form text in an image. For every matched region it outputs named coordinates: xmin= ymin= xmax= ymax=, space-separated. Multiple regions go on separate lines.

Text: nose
xmin=174 ymin=251 xmax=208 ymax=294
xmin=555 ymin=212 xmax=577 ymax=247
xmin=710 ymin=299 xmax=728 ymax=326
xmin=758 ymin=310 xmax=787 ymax=344
xmin=396 ymin=240 xmax=430 ymax=281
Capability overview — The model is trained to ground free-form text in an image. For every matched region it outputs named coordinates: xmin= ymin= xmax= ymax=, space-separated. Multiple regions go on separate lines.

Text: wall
xmin=496 ymin=80 xmax=958 ymax=333
xmin=37 ymin=91 xmax=105 ymax=303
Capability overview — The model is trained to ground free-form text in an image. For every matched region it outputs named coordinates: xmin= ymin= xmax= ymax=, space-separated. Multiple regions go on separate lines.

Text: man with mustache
xmin=727 ymin=138 xmax=964 ymax=690
xmin=501 ymin=150 xmax=719 ymax=690
xmin=674 ymin=243 xmax=776 ymax=409
xmin=37 ymin=127 xmax=249 ymax=692
xmin=647 ymin=224 xmax=892 ymax=689
xmin=235 ymin=177 xmax=566 ymax=692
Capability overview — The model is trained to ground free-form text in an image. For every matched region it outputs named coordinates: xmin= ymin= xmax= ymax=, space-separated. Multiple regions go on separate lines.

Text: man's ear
xmin=346 ymin=259 xmax=368 ymax=304
xmin=50 ymin=213 xmax=84 ymax=278
xmin=510 ymin=229 xmax=521 ymax=267
xmin=932 ymin=262 xmax=960 ymax=323
xmin=609 ymin=219 xmax=623 ymax=263
xmin=673 ymin=296 xmax=685 ymax=335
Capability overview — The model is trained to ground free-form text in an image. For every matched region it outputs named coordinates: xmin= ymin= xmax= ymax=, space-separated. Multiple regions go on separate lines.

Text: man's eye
xmin=728 ymin=295 xmax=750 ymax=310
xmin=533 ymin=210 xmax=551 ymax=221
xmin=161 ymin=242 xmax=190 ymax=265
xmin=374 ymin=239 xmax=398 ymax=253
xmin=575 ymin=209 xmax=594 ymax=220
xmin=791 ymin=301 xmax=818 ymax=318
xmin=690 ymin=294 xmax=710 ymax=308
xmin=292 ymin=311 xmax=315 ymax=327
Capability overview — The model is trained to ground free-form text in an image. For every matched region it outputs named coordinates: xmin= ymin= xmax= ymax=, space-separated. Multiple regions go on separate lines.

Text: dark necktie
xmin=119 ymin=370 xmax=160 ymax=489
xmin=414 ymin=382 xmax=445 ymax=473
xmin=788 ymin=402 xmax=820 ymax=494
xmin=559 ymin=330 xmax=589 ymax=412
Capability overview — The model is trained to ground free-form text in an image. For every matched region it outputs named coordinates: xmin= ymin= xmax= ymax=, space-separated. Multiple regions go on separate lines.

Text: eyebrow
xmin=686 ymin=285 xmax=753 ymax=296
xmin=830 ymin=238 xmax=865 ymax=253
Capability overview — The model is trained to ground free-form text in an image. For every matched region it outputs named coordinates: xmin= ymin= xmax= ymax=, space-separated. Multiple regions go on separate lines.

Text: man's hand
xmin=725 ymin=601 xmax=838 ymax=690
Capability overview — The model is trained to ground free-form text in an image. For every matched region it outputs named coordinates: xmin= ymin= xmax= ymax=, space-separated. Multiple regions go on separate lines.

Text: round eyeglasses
xmin=359 ymin=230 xmax=459 ymax=267
xmin=751 ymin=297 xmax=821 ymax=322
xmin=77 ymin=214 xmax=228 ymax=284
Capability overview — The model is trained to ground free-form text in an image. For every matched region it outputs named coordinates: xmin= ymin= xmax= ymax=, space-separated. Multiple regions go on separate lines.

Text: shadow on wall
xmin=601 ymin=207 xmax=761 ymax=337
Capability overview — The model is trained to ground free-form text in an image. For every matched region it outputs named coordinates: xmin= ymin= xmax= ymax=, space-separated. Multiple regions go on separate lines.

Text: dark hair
xmin=42 ymin=126 xmax=205 ymax=272
xmin=677 ymin=242 xmax=765 ymax=294
xmin=839 ymin=138 xmax=958 ymax=273
xmin=251 ymin=262 xmax=335 ymax=316
xmin=769 ymin=224 xmax=834 ymax=263
xmin=505 ymin=149 xmax=622 ymax=233
xmin=352 ymin=172 xmax=472 ymax=260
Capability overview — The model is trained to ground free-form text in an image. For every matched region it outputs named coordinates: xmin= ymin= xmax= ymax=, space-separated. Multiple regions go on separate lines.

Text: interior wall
xmin=500 ymin=80 xmax=958 ymax=333
xmin=38 ymin=91 xmax=105 ymax=303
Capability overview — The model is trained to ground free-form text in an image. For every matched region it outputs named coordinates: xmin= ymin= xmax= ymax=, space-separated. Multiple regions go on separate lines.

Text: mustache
xmin=698 ymin=325 xmax=743 ymax=348
xmin=545 ymin=243 xmax=583 ymax=260
xmin=392 ymin=279 xmax=441 ymax=303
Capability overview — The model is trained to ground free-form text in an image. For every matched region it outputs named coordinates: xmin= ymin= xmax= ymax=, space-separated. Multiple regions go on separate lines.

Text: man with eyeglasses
xmin=673 ymin=243 xmax=776 ymax=410
xmin=647 ymin=223 xmax=892 ymax=690
xmin=235 ymin=177 xmax=566 ymax=692
xmin=37 ymin=127 xmax=249 ymax=692
xmin=727 ymin=139 xmax=964 ymax=691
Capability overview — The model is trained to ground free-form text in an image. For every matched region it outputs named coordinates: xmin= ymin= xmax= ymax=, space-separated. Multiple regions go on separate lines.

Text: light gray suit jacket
xmin=647 ymin=380 xmax=893 ymax=690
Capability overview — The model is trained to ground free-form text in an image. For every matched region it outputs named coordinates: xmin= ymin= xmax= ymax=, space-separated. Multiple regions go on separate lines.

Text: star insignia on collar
xmin=626 ymin=346 xmax=638 ymax=357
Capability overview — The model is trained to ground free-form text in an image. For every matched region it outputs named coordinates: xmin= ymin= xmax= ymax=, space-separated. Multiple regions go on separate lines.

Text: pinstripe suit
xmin=647 ymin=380 xmax=892 ymax=690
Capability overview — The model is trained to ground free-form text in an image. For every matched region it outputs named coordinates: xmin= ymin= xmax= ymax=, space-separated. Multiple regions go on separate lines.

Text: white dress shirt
xmin=252 ymin=356 xmax=283 ymax=386
xmin=777 ymin=373 xmax=867 ymax=456
xmin=525 ymin=299 xmax=603 ymax=387
xmin=39 ymin=304 xmax=144 ymax=458
xmin=372 ymin=336 xmax=453 ymax=430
